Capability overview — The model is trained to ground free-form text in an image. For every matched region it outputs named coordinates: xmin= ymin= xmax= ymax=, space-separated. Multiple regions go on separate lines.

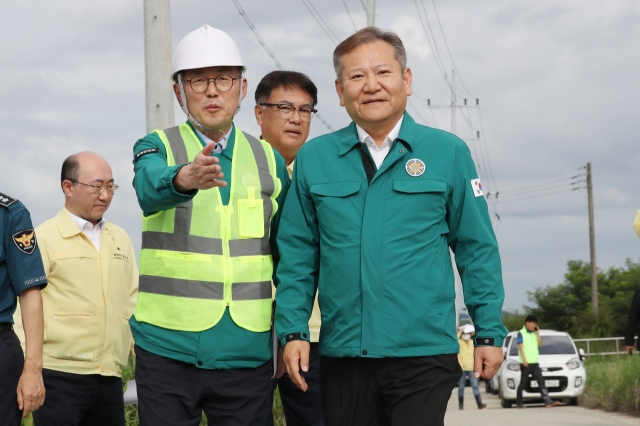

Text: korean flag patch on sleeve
xmin=470 ymin=179 xmax=484 ymax=197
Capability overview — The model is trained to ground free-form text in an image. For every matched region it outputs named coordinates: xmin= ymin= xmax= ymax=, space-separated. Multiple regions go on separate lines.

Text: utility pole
xmin=587 ymin=162 xmax=598 ymax=315
xmin=367 ymin=0 xmax=375 ymax=27
xmin=144 ymin=0 xmax=174 ymax=133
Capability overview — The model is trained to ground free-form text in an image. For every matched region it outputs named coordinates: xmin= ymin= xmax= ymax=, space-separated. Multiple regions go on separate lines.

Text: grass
xmin=581 ymin=355 xmax=640 ymax=417
xmin=20 ymin=355 xmax=286 ymax=426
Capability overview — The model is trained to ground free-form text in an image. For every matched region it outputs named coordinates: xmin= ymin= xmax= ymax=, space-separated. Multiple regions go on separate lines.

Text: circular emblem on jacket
xmin=405 ymin=159 xmax=426 ymax=177
xmin=242 ymin=173 xmax=259 ymax=188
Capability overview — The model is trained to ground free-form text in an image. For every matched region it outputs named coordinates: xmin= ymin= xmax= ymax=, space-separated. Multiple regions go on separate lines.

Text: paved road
xmin=444 ymin=384 xmax=638 ymax=426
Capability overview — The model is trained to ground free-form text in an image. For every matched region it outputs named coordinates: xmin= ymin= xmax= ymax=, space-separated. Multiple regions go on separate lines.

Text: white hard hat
xmin=171 ymin=25 xmax=245 ymax=82
xmin=460 ymin=324 xmax=475 ymax=334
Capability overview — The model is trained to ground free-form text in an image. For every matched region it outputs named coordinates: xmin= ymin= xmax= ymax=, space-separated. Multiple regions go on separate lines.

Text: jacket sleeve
xmin=132 ymin=132 xmax=197 ymax=213
xmin=625 ymin=288 xmax=640 ymax=347
xmin=269 ymin=150 xmax=290 ymax=283
xmin=447 ymin=142 xmax=507 ymax=347
xmin=274 ymin=147 xmax=319 ymax=345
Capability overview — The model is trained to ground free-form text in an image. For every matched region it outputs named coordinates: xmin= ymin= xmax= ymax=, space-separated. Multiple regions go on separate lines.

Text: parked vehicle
xmin=498 ymin=330 xmax=586 ymax=408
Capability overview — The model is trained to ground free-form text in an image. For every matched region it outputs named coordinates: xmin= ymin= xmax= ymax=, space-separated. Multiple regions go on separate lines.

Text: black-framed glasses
xmin=181 ymin=75 xmax=238 ymax=93
xmin=259 ymin=103 xmax=317 ymax=122
xmin=71 ymin=181 xmax=119 ymax=194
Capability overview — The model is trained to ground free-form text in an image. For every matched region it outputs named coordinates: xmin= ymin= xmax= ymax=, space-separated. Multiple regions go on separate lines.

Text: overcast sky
xmin=1 ymin=0 xmax=638 ymax=312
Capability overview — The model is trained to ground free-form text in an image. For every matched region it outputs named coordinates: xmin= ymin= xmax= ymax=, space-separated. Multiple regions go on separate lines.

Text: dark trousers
xmin=135 ymin=345 xmax=273 ymax=426
xmin=517 ymin=363 xmax=551 ymax=404
xmin=33 ymin=369 xmax=125 ymax=426
xmin=320 ymin=354 xmax=461 ymax=426
xmin=266 ymin=343 xmax=324 ymax=426
xmin=0 ymin=329 xmax=23 ymax=426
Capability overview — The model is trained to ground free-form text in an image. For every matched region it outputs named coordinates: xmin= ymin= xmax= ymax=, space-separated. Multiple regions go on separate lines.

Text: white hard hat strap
xmin=178 ymin=73 xmax=207 ymax=134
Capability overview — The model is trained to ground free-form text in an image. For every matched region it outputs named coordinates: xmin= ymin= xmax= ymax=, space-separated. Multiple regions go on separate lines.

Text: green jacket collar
xmin=338 ymin=111 xmax=418 ymax=156
xmin=186 ymin=121 xmax=236 ymax=161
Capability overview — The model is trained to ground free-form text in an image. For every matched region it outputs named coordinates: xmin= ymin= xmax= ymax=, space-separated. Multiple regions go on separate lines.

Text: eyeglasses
xmin=260 ymin=103 xmax=317 ymax=122
xmin=181 ymin=75 xmax=238 ymax=93
xmin=71 ymin=181 xmax=119 ymax=194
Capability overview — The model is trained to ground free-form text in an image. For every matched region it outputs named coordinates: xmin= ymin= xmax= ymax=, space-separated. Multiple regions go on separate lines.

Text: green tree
xmin=525 ymin=259 xmax=640 ymax=338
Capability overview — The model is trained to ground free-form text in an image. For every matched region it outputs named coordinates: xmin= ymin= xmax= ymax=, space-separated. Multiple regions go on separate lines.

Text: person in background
xmin=516 ymin=315 xmax=559 ymax=409
xmin=131 ymin=26 xmax=288 ymax=426
xmin=275 ymin=27 xmax=506 ymax=426
xmin=0 ymin=192 xmax=46 ymax=424
xmin=624 ymin=210 xmax=640 ymax=355
xmin=457 ymin=324 xmax=486 ymax=410
xmin=254 ymin=70 xmax=324 ymax=426
xmin=15 ymin=152 xmax=139 ymax=426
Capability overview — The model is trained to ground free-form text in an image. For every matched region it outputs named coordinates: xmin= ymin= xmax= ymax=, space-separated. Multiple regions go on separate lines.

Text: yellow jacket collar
xmin=56 ymin=208 xmax=109 ymax=238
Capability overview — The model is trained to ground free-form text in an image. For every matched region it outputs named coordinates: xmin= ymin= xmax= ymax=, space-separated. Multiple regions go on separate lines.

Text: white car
xmin=498 ymin=330 xmax=586 ymax=408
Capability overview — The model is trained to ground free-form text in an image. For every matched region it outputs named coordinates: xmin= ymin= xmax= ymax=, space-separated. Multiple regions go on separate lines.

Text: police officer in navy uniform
xmin=0 ymin=192 xmax=47 ymax=424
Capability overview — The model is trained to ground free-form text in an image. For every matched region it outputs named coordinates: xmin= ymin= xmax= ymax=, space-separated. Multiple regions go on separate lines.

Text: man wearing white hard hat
xmin=130 ymin=25 xmax=289 ymax=426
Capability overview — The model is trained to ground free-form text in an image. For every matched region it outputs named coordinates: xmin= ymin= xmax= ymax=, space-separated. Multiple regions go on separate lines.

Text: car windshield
xmin=509 ymin=335 xmax=576 ymax=355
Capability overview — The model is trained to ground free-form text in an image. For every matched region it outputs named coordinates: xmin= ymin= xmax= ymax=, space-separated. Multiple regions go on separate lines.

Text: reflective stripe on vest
xmin=134 ymin=123 xmax=281 ymax=332
xmin=518 ymin=326 xmax=539 ymax=364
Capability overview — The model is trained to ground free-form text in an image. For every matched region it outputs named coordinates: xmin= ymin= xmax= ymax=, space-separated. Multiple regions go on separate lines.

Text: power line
xmin=359 ymin=0 xmax=367 ymax=12
xmin=498 ymin=176 xmax=584 ymax=197
xmin=300 ymin=0 xmax=340 ymax=44
xmin=498 ymin=187 xmax=583 ymax=205
xmin=431 ymin=0 xmax=475 ymax=98
xmin=342 ymin=0 xmax=358 ymax=31
xmin=414 ymin=0 xmax=448 ymax=87
xmin=407 ymin=98 xmax=430 ymax=126
xmin=231 ymin=0 xmax=333 ymax=131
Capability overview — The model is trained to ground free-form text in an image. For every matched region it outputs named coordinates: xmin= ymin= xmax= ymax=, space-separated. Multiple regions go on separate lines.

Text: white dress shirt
xmin=356 ymin=116 xmax=404 ymax=169
xmin=67 ymin=210 xmax=105 ymax=252
xmin=195 ymin=124 xmax=233 ymax=152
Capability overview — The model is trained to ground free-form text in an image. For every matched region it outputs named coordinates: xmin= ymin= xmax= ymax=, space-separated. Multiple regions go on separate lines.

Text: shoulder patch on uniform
xmin=134 ymin=147 xmax=160 ymax=163
xmin=0 ymin=192 xmax=18 ymax=208
xmin=470 ymin=179 xmax=484 ymax=197
xmin=12 ymin=229 xmax=37 ymax=255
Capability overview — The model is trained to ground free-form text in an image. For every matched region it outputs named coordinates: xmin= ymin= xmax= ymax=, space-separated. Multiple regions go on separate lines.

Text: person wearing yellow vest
xmin=254 ymin=70 xmax=324 ymax=426
xmin=457 ymin=324 xmax=486 ymax=410
xmin=516 ymin=315 xmax=559 ymax=409
xmin=131 ymin=25 xmax=289 ymax=426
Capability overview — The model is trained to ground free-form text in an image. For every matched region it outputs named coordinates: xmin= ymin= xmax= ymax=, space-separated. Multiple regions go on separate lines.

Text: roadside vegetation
xmin=581 ymin=355 xmax=640 ymax=417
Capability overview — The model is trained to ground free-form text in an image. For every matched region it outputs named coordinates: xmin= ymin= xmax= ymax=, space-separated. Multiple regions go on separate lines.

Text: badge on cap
xmin=12 ymin=229 xmax=37 ymax=255
xmin=471 ymin=179 xmax=484 ymax=197
xmin=405 ymin=159 xmax=425 ymax=177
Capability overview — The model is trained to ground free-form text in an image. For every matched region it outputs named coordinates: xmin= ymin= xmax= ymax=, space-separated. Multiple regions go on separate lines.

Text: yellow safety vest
xmin=518 ymin=326 xmax=540 ymax=364
xmin=134 ymin=123 xmax=281 ymax=333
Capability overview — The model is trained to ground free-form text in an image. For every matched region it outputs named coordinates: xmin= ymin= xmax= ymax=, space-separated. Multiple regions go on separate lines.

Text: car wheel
xmin=492 ymin=385 xmax=499 ymax=395
xmin=485 ymin=381 xmax=492 ymax=394
xmin=568 ymin=397 xmax=578 ymax=406
xmin=499 ymin=389 xmax=513 ymax=408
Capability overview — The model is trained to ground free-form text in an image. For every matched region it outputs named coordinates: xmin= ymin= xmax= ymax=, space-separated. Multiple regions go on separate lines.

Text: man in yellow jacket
xmin=457 ymin=325 xmax=486 ymax=410
xmin=254 ymin=70 xmax=323 ymax=426
xmin=16 ymin=152 xmax=138 ymax=426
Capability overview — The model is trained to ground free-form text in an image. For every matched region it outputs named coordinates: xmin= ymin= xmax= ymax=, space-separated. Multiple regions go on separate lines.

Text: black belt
xmin=0 ymin=323 xmax=13 ymax=332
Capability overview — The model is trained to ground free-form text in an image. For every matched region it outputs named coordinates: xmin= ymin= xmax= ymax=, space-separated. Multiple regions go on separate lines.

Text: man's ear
xmin=241 ymin=78 xmax=248 ymax=101
xmin=61 ymin=180 xmax=73 ymax=197
xmin=173 ymin=83 xmax=184 ymax=107
xmin=335 ymin=79 xmax=345 ymax=107
xmin=404 ymin=67 xmax=413 ymax=97
xmin=254 ymin=104 xmax=263 ymax=126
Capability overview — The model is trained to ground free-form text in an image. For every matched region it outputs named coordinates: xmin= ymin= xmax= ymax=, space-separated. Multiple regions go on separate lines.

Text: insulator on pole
xmin=476 ymin=98 xmax=479 ymax=105
xmin=464 ymin=98 xmax=467 ymax=105
xmin=427 ymin=99 xmax=431 ymax=106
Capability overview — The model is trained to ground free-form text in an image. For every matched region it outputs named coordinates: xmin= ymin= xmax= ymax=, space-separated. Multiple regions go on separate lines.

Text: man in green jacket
xmin=275 ymin=27 xmax=506 ymax=426
xmin=131 ymin=26 xmax=288 ymax=426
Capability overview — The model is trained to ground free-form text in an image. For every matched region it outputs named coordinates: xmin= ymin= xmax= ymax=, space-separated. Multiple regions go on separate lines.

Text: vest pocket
xmin=238 ymin=199 xmax=265 ymax=238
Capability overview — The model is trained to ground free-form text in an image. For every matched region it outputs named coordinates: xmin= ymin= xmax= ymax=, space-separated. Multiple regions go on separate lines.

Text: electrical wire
xmin=407 ymin=98 xmax=430 ymax=125
xmin=431 ymin=0 xmax=475 ymax=98
xmin=497 ymin=187 xmax=583 ymax=205
xmin=342 ymin=0 xmax=358 ymax=31
xmin=414 ymin=0 xmax=449 ymax=87
xmin=498 ymin=176 xmax=584 ymax=197
xmin=231 ymin=0 xmax=334 ymax=131
xmin=300 ymin=0 xmax=341 ymax=44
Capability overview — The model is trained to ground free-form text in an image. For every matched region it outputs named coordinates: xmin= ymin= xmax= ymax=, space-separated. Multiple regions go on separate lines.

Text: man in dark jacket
xmin=625 ymin=288 xmax=640 ymax=354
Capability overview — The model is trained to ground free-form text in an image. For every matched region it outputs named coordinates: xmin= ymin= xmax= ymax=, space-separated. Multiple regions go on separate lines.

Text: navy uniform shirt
xmin=0 ymin=193 xmax=47 ymax=323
